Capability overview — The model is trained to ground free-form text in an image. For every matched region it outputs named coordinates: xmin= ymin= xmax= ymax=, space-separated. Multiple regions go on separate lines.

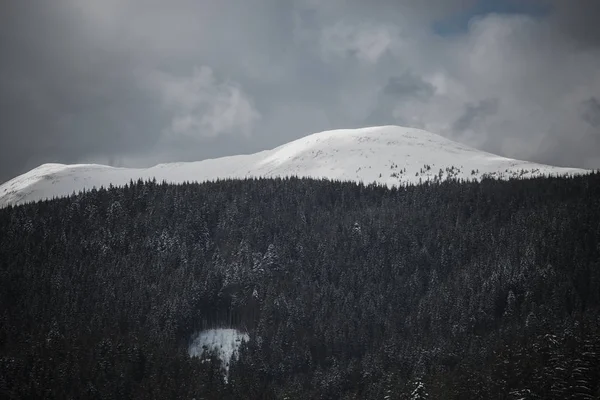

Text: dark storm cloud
xmin=548 ymin=0 xmax=600 ymax=47
xmin=365 ymin=73 xmax=435 ymax=126
xmin=0 ymin=0 xmax=599 ymax=184
xmin=582 ymin=98 xmax=600 ymax=128
xmin=383 ymin=73 xmax=435 ymax=100
xmin=0 ymin=0 xmax=164 ymax=179
xmin=453 ymin=98 xmax=499 ymax=132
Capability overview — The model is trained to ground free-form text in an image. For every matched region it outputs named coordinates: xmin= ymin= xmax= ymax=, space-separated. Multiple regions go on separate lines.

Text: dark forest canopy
xmin=1 ymin=174 xmax=600 ymax=399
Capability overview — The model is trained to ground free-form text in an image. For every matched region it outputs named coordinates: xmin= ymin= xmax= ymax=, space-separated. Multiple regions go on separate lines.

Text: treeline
xmin=1 ymin=174 xmax=600 ymax=399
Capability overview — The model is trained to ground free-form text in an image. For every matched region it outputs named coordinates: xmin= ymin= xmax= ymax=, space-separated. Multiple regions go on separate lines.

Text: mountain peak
xmin=0 ymin=125 xmax=589 ymax=207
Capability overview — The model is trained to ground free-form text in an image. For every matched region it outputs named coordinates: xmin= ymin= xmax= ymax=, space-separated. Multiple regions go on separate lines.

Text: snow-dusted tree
xmin=409 ymin=380 xmax=428 ymax=400
xmin=504 ymin=290 xmax=516 ymax=319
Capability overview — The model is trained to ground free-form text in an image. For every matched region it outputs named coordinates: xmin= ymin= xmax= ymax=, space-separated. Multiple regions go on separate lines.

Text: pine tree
xmin=409 ymin=380 xmax=428 ymax=400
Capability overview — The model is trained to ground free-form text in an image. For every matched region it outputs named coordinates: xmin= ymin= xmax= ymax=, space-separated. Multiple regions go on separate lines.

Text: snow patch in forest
xmin=188 ymin=328 xmax=249 ymax=378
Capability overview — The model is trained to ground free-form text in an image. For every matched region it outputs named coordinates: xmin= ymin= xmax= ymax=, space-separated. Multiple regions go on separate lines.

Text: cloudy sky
xmin=1 ymin=0 xmax=599 ymax=183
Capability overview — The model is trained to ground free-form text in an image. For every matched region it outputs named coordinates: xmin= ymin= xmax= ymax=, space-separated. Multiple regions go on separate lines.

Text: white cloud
xmin=149 ymin=66 xmax=260 ymax=139
xmin=357 ymin=12 xmax=600 ymax=167
xmin=3 ymin=0 xmax=599 ymax=182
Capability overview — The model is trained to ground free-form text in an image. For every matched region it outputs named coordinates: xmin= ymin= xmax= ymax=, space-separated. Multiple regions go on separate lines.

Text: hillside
xmin=0 ymin=126 xmax=588 ymax=207
xmin=1 ymin=175 xmax=599 ymax=398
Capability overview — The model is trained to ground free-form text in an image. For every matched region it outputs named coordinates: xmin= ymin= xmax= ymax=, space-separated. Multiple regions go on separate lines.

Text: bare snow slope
xmin=0 ymin=126 xmax=588 ymax=207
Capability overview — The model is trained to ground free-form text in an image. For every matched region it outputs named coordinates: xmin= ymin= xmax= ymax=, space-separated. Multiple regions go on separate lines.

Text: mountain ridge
xmin=0 ymin=125 xmax=589 ymax=207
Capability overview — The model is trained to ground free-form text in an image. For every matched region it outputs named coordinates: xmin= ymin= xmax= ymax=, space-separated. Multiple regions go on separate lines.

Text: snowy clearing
xmin=188 ymin=328 xmax=249 ymax=380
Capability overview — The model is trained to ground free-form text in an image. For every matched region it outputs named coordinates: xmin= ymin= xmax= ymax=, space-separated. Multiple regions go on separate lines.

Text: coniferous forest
xmin=1 ymin=174 xmax=600 ymax=399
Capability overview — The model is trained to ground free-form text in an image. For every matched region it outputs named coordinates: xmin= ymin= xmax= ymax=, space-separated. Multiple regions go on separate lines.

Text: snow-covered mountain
xmin=0 ymin=126 xmax=589 ymax=207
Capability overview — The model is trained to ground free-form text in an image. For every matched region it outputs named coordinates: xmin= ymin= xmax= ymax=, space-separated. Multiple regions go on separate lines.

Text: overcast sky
xmin=1 ymin=0 xmax=599 ymax=183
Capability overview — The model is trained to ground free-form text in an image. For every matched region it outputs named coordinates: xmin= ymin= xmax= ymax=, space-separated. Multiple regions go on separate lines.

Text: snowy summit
xmin=0 ymin=125 xmax=588 ymax=207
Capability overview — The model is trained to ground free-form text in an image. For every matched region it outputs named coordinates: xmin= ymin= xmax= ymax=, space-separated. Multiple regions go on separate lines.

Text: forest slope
xmin=1 ymin=175 xmax=599 ymax=398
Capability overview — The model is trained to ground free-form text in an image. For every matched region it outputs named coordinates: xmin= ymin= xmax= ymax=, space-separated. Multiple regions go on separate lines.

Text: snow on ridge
xmin=0 ymin=125 xmax=591 ymax=207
